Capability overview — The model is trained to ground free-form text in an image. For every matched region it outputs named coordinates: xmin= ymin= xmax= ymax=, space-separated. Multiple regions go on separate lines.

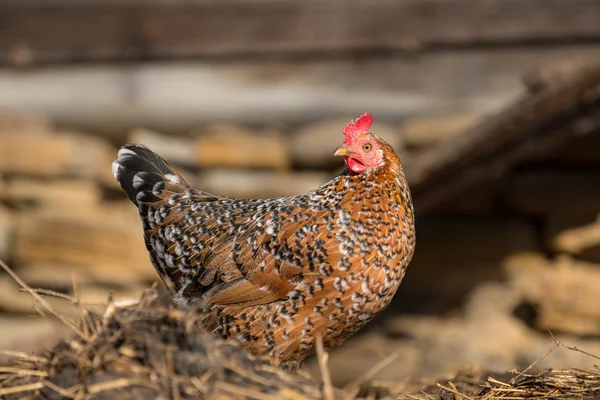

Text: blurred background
xmin=1 ymin=0 xmax=600 ymax=391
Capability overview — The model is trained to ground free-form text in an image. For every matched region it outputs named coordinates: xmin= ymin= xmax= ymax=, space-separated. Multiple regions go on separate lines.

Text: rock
xmin=195 ymin=124 xmax=290 ymax=170
xmin=194 ymin=169 xmax=329 ymax=198
xmin=1 ymin=179 xmax=101 ymax=210
xmin=127 ymin=128 xmax=196 ymax=166
xmin=402 ymin=114 xmax=479 ymax=148
xmin=291 ymin=118 xmax=403 ymax=168
xmin=13 ymin=205 xmax=157 ymax=284
xmin=0 ymin=132 xmax=116 ymax=186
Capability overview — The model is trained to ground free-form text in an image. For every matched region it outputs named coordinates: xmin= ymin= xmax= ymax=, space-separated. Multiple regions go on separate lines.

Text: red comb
xmin=343 ymin=113 xmax=374 ymax=144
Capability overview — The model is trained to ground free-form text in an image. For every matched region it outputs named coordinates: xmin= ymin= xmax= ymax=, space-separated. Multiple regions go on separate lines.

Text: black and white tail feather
xmin=112 ymin=144 xmax=189 ymax=209
xmin=112 ymin=144 xmax=191 ymax=295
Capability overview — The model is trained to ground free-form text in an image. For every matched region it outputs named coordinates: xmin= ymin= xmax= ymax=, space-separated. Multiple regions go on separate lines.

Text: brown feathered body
xmin=112 ymin=117 xmax=415 ymax=369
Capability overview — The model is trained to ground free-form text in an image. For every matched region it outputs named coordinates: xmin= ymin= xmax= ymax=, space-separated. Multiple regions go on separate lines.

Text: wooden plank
xmin=191 ymin=169 xmax=329 ymax=199
xmin=0 ymin=132 xmax=116 ymax=186
xmin=1 ymin=0 xmax=600 ymax=65
xmin=14 ymin=205 xmax=157 ymax=281
xmin=2 ymin=47 xmax=600 ymax=135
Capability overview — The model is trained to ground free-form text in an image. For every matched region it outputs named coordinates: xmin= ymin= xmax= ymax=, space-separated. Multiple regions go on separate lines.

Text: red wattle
xmin=345 ymin=157 xmax=367 ymax=174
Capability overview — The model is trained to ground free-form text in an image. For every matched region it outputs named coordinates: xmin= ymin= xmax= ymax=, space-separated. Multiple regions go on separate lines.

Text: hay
xmin=408 ymin=366 xmax=600 ymax=400
xmin=405 ymin=338 xmax=600 ymax=400
xmin=0 ymin=287 xmax=324 ymax=399
xmin=1 ymin=257 xmax=600 ymax=400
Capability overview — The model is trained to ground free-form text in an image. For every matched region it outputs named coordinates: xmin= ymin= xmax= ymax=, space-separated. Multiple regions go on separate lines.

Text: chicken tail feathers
xmin=112 ymin=144 xmax=190 ymax=207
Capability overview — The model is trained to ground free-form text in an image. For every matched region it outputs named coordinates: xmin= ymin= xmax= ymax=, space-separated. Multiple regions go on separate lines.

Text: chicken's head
xmin=334 ymin=113 xmax=385 ymax=174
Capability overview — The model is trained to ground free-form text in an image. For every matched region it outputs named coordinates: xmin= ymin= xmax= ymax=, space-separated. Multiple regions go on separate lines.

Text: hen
xmin=112 ymin=113 xmax=415 ymax=368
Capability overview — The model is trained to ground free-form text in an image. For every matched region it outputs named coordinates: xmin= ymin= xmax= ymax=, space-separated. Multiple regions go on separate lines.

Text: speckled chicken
xmin=112 ymin=113 xmax=415 ymax=369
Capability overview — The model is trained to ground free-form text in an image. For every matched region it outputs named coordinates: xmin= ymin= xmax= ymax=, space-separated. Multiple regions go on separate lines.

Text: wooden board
xmin=1 ymin=0 xmax=600 ymax=65
xmin=2 ymin=47 xmax=600 ymax=135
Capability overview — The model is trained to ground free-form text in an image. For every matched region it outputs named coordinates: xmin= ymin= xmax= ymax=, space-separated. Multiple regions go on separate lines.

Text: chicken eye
xmin=363 ymin=143 xmax=372 ymax=152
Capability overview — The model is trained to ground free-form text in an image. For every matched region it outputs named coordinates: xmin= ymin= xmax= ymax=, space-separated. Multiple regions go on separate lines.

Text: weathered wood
xmin=129 ymin=126 xmax=292 ymax=170
xmin=2 ymin=47 xmax=600 ymax=135
xmin=406 ymin=56 xmax=600 ymax=213
xmin=1 ymin=0 xmax=600 ymax=65
xmin=195 ymin=124 xmax=291 ymax=170
xmin=128 ymin=128 xmax=197 ymax=166
xmin=0 ymin=133 xmax=116 ymax=185
xmin=13 ymin=206 xmax=157 ymax=282
xmin=545 ymin=217 xmax=600 ymax=262
xmin=0 ymin=114 xmax=53 ymax=135
xmin=1 ymin=179 xmax=102 ymax=210
xmin=507 ymin=253 xmax=600 ymax=336
xmin=14 ymin=263 xmax=151 ymax=289
xmin=192 ymin=169 xmax=330 ymax=199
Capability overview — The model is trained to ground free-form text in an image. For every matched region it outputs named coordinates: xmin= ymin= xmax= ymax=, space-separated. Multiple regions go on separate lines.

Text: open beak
xmin=333 ymin=146 xmax=354 ymax=157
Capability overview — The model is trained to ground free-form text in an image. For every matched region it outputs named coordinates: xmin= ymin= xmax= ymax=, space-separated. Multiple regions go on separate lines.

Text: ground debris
xmin=405 ymin=367 xmax=600 ymax=400
xmin=0 ymin=288 xmax=323 ymax=400
xmin=2 ymin=282 xmax=600 ymax=400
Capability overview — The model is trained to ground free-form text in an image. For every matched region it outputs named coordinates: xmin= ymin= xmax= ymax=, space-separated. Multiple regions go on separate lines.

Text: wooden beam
xmin=406 ymin=56 xmax=600 ymax=213
xmin=1 ymin=0 xmax=600 ymax=65
xmin=1 ymin=47 xmax=599 ymax=136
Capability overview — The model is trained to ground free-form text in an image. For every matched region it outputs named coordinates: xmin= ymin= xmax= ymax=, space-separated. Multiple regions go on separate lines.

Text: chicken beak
xmin=333 ymin=146 xmax=354 ymax=157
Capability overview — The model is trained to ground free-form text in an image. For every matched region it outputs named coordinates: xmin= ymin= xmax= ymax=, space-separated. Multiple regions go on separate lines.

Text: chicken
xmin=112 ymin=113 xmax=415 ymax=369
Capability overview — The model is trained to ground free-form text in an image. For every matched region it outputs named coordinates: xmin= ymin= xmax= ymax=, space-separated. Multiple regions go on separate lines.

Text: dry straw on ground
xmin=1 ymin=259 xmax=600 ymax=400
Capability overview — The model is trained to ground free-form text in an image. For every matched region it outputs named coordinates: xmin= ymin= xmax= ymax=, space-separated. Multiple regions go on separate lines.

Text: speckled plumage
xmin=113 ymin=114 xmax=415 ymax=369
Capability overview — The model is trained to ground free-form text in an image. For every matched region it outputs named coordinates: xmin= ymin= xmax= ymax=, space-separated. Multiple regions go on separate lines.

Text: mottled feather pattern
xmin=113 ymin=121 xmax=415 ymax=369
